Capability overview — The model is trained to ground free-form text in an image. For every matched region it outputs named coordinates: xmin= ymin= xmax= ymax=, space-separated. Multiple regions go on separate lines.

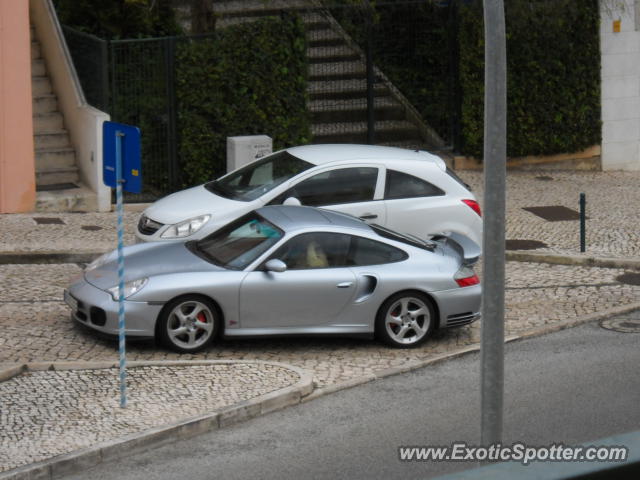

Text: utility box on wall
xmin=226 ymin=135 xmax=273 ymax=173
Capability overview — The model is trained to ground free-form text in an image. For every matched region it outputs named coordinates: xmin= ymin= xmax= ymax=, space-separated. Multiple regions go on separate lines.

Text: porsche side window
xmin=286 ymin=167 xmax=378 ymax=207
xmin=384 ymin=169 xmax=445 ymax=199
xmin=268 ymin=232 xmax=351 ymax=270
xmin=347 ymin=236 xmax=408 ymax=266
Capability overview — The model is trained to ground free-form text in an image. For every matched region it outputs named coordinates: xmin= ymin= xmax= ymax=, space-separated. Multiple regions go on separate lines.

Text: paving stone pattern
xmin=462 ymin=170 xmax=640 ymax=259
xmin=0 ymin=364 xmax=298 ymax=472
xmin=0 ymin=212 xmax=139 ymax=254
xmin=2 ymin=171 xmax=640 ymax=473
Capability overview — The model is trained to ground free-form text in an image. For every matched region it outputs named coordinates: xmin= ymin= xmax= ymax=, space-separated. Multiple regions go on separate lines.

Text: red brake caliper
xmin=196 ymin=312 xmax=207 ymax=327
xmin=390 ymin=306 xmax=400 ymax=333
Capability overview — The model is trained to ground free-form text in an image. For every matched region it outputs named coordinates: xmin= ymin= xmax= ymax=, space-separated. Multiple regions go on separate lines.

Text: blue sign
xmin=103 ymin=121 xmax=142 ymax=194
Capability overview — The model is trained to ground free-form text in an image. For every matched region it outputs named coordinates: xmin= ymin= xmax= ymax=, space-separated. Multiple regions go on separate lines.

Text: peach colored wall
xmin=0 ymin=0 xmax=35 ymax=213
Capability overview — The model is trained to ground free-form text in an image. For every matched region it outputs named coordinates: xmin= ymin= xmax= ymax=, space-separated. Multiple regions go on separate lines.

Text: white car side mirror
xmin=283 ymin=197 xmax=302 ymax=206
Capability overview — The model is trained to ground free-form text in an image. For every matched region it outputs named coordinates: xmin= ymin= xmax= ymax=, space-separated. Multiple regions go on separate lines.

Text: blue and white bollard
xmin=115 ymin=131 xmax=127 ymax=408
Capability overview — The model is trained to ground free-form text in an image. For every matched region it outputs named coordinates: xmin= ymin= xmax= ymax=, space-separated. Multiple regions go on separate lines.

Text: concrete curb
xmin=0 ymin=252 xmax=103 ymax=264
xmin=506 ymin=251 xmax=640 ymax=270
xmin=0 ymin=360 xmax=313 ymax=480
xmin=302 ymin=301 xmax=640 ymax=403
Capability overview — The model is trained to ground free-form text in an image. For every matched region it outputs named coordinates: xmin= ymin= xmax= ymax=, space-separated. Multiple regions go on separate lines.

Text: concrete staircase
xmin=207 ymin=0 xmax=441 ymax=149
xmin=31 ymin=26 xmax=97 ymax=212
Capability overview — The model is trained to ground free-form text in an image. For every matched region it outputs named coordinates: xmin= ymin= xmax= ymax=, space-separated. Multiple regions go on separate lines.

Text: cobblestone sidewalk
xmin=2 ymin=169 xmax=640 ymax=476
xmin=0 ymin=363 xmax=301 ymax=472
xmin=463 ymin=170 xmax=640 ymax=259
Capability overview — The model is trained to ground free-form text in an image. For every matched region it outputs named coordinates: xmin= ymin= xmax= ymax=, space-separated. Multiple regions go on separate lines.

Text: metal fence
xmin=63 ymin=0 xmax=459 ymax=200
xmin=110 ymin=37 xmax=183 ymax=200
xmin=62 ymin=27 xmax=109 ymax=112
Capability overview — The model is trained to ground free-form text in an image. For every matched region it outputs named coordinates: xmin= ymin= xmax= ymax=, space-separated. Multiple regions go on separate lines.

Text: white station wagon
xmin=135 ymin=144 xmax=482 ymax=245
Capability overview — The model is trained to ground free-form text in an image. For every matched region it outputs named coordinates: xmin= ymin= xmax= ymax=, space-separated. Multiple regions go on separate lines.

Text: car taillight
xmin=454 ymin=265 xmax=479 ymax=288
xmin=462 ymin=199 xmax=482 ymax=217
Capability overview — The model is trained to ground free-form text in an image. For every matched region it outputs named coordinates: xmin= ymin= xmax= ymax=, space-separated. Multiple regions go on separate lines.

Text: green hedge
xmin=176 ymin=16 xmax=310 ymax=186
xmin=54 ymin=0 xmax=182 ymax=39
xmin=458 ymin=0 xmax=601 ymax=158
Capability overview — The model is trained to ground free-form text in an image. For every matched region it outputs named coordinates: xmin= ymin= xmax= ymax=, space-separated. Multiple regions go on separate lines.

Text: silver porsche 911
xmin=65 ymin=206 xmax=481 ymax=352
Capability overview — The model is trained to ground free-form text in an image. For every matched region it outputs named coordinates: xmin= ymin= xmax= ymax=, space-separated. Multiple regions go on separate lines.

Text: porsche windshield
xmin=205 ymin=151 xmax=313 ymax=201
xmin=192 ymin=213 xmax=283 ymax=269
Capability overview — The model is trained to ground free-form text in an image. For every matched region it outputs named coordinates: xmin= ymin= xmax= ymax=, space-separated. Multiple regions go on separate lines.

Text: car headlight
xmin=107 ymin=278 xmax=148 ymax=300
xmin=85 ymin=252 xmax=113 ymax=272
xmin=161 ymin=215 xmax=211 ymax=239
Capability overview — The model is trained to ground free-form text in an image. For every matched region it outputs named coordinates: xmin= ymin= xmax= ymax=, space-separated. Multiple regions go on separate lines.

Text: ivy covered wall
xmin=458 ymin=0 xmax=601 ymax=158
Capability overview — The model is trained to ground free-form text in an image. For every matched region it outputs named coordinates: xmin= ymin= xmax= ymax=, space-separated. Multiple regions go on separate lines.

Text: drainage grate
xmin=535 ymin=175 xmax=554 ymax=181
xmin=506 ymin=239 xmax=548 ymax=250
xmin=36 ymin=183 xmax=79 ymax=192
xmin=33 ymin=217 xmax=65 ymax=225
xmin=600 ymin=316 xmax=640 ymax=333
xmin=81 ymin=225 xmax=103 ymax=231
xmin=522 ymin=206 xmax=584 ymax=222
xmin=616 ymin=272 xmax=640 ymax=286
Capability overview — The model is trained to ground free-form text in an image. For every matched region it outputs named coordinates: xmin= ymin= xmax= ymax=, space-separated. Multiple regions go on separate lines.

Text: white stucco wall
xmin=601 ymin=0 xmax=640 ymax=170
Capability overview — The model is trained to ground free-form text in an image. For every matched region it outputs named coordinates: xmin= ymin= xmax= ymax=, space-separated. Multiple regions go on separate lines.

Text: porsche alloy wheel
xmin=158 ymin=296 xmax=219 ymax=353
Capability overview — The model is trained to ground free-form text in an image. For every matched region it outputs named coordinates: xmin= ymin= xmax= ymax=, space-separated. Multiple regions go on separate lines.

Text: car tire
xmin=375 ymin=291 xmax=435 ymax=348
xmin=157 ymin=295 xmax=220 ymax=353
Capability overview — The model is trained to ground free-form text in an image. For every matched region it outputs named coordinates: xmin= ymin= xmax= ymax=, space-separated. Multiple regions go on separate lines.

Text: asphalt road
xmin=64 ymin=319 xmax=640 ymax=480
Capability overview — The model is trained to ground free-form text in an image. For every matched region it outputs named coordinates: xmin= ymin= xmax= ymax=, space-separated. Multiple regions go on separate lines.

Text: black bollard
xmin=580 ymin=193 xmax=586 ymax=253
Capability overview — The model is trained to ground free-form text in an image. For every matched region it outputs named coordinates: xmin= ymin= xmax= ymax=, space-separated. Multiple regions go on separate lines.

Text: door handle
xmin=359 ymin=214 xmax=378 ymax=220
xmin=337 ymin=282 xmax=353 ymax=288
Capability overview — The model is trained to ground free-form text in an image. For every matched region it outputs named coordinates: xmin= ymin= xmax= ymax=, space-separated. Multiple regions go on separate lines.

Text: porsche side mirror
xmin=264 ymin=259 xmax=287 ymax=273
xmin=282 ymin=196 xmax=302 ymax=206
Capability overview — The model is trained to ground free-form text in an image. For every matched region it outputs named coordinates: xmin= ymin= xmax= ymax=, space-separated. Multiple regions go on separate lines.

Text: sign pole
xmin=115 ymin=130 xmax=128 ymax=409
xmin=480 ymin=0 xmax=507 ymax=449
xmin=102 ymin=120 xmax=141 ymax=408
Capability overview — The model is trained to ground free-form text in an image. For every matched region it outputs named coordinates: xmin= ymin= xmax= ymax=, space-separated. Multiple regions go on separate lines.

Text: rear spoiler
xmin=431 ymin=232 xmax=481 ymax=266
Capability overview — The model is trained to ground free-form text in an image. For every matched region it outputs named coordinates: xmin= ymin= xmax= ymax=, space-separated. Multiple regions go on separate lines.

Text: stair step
xmin=34 ymin=130 xmax=72 ymax=149
xmin=302 ymin=20 xmax=332 ymax=32
xmin=214 ymin=0 xmax=314 ymax=17
xmin=308 ymin=29 xmax=344 ymax=48
xmin=31 ymin=41 xmax=41 ymax=60
xmin=312 ymin=120 xmax=421 ymax=144
xmin=33 ymin=94 xmax=58 ymax=114
xmin=35 ymin=147 xmax=76 ymax=170
xmin=217 ymin=16 xmax=262 ymax=28
xmin=307 ymin=46 xmax=359 ymax=64
xmin=32 ymin=76 xmax=52 ymax=96
xmin=310 ymin=97 xmax=405 ymax=123
xmin=308 ymin=79 xmax=388 ymax=100
xmin=36 ymin=184 xmax=98 ymax=213
xmin=309 ymin=61 xmax=366 ymax=81
xmin=36 ymin=166 xmax=80 ymax=186
xmin=34 ymin=112 xmax=64 ymax=132
xmin=32 ymin=59 xmax=46 ymax=77
xmin=217 ymin=11 xmax=330 ymax=30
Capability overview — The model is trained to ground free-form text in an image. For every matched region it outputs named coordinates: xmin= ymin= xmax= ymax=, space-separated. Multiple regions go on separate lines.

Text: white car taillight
xmin=462 ymin=199 xmax=482 ymax=217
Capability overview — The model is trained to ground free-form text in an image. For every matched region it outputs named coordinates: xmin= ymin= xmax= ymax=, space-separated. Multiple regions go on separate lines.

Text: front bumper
xmin=65 ymin=279 xmax=163 ymax=338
